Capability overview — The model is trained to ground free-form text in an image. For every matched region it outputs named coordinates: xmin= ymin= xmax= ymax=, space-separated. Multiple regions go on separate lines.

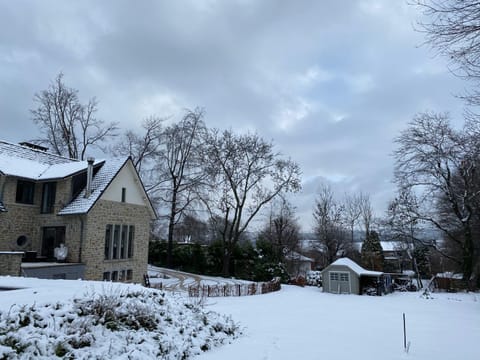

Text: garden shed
xmin=322 ymin=257 xmax=386 ymax=295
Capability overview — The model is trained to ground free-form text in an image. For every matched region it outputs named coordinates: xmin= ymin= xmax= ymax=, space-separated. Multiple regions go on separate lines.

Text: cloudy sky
xmin=0 ymin=0 xmax=468 ymax=230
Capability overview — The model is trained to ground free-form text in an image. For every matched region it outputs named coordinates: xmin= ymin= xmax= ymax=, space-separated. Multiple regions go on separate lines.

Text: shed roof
xmin=328 ymin=257 xmax=383 ymax=277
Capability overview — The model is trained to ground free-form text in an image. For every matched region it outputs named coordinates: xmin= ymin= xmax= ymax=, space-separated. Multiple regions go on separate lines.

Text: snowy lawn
xmin=197 ymin=285 xmax=480 ymax=360
xmin=1 ymin=276 xmax=479 ymax=360
xmin=0 ymin=277 xmax=240 ymax=359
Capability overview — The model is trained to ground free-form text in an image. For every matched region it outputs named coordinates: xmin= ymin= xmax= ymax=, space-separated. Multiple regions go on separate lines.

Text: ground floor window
xmin=103 ymin=269 xmax=133 ymax=282
xmin=41 ymin=226 xmax=65 ymax=259
xmin=104 ymin=224 xmax=135 ymax=260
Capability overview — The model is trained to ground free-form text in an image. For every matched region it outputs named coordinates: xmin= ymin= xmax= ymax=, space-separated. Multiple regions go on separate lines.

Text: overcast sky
xmin=0 ymin=0 xmax=468 ymax=231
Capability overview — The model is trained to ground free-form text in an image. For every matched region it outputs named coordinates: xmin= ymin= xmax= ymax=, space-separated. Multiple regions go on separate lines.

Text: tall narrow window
xmin=16 ymin=180 xmax=35 ymax=204
xmin=121 ymin=187 xmax=126 ymax=202
xmin=126 ymin=269 xmax=133 ymax=281
xmin=104 ymin=225 xmax=112 ymax=260
xmin=41 ymin=182 xmax=56 ymax=213
xmin=112 ymin=225 xmax=120 ymax=259
xmin=121 ymin=225 xmax=128 ymax=259
xmin=128 ymin=225 xmax=135 ymax=258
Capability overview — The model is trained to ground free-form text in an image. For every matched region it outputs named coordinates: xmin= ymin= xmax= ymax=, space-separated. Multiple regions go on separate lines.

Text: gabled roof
xmin=285 ymin=251 xmax=314 ymax=262
xmin=58 ymin=158 xmax=129 ymax=215
xmin=327 ymin=257 xmax=382 ymax=276
xmin=1 ymin=140 xmax=156 ymax=218
xmin=0 ymin=140 xmax=103 ymax=180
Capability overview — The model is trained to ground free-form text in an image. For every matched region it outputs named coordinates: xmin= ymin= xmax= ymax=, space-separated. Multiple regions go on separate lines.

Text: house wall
xmin=0 ymin=177 xmax=39 ymax=251
xmin=0 ymin=176 xmax=80 ymax=262
xmin=322 ymin=265 xmax=360 ymax=294
xmin=82 ymin=199 xmax=151 ymax=284
xmin=0 ymin=162 xmax=153 ymax=284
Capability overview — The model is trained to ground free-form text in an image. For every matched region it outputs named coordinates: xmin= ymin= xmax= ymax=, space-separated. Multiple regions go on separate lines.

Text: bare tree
xmin=259 ymin=197 xmax=301 ymax=260
xmin=359 ymin=192 xmax=374 ymax=238
xmin=31 ymin=72 xmax=118 ymax=159
xmin=344 ymin=192 xmax=363 ymax=242
xmin=313 ymin=184 xmax=349 ymax=265
xmin=150 ymin=108 xmax=207 ymax=268
xmin=414 ymin=1 xmax=480 ymax=77
xmin=386 ymin=187 xmax=426 ymax=286
xmin=394 ymin=111 xmax=480 ymax=282
xmin=413 ymin=1 xmax=480 ymax=105
xmin=112 ymin=116 xmax=163 ymax=182
xmin=202 ymin=129 xmax=301 ymax=276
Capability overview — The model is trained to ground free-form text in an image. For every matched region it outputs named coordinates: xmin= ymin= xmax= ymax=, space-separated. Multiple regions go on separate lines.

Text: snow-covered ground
xmin=198 ymin=286 xmax=480 ymax=360
xmin=1 ymin=275 xmax=479 ymax=360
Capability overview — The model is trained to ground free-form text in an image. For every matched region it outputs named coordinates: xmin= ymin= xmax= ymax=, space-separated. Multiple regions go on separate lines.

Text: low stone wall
xmin=0 ymin=252 xmax=23 ymax=276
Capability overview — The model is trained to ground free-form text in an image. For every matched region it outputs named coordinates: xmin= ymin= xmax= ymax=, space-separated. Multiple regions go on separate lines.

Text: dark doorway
xmin=42 ymin=227 xmax=65 ymax=259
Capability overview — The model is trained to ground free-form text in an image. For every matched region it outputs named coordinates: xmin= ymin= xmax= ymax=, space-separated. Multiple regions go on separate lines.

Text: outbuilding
xmin=322 ymin=257 xmax=386 ymax=295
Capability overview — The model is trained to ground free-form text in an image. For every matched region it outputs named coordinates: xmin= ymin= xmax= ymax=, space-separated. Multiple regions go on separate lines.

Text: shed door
xmin=329 ymin=271 xmax=351 ymax=294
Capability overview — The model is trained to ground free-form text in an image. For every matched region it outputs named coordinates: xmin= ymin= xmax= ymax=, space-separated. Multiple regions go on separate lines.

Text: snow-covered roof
xmin=0 ymin=140 xmax=103 ymax=180
xmin=327 ymin=257 xmax=383 ymax=276
xmin=352 ymin=241 xmax=414 ymax=253
xmin=285 ymin=251 xmax=314 ymax=262
xmin=1 ymin=141 xmax=154 ymax=217
xmin=58 ymin=158 xmax=128 ymax=215
xmin=380 ymin=241 xmax=413 ymax=252
xmin=435 ymin=272 xmax=463 ymax=279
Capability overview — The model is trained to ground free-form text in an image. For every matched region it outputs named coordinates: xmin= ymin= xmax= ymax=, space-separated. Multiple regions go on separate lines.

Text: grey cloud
xmin=0 ymin=0 xmax=468 ymax=230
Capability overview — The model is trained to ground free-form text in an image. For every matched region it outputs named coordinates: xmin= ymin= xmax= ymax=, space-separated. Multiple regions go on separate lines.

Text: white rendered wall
xmin=101 ymin=162 xmax=147 ymax=206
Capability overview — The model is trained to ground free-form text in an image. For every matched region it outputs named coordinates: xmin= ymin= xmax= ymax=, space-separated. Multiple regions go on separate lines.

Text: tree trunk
xmin=166 ymin=187 xmax=178 ymax=268
xmin=462 ymin=224 xmax=474 ymax=284
xmin=222 ymin=250 xmax=231 ymax=277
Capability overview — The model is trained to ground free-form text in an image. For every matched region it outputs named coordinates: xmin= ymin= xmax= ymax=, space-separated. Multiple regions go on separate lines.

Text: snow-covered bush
xmin=0 ymin=286 xmax=240 ymax=359
xmin=306 ymin=271 xmax=322 ymax=287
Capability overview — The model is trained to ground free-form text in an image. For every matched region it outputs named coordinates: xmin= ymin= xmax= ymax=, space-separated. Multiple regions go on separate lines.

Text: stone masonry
xmin=0 ymin=252 xmax=23 ymax=276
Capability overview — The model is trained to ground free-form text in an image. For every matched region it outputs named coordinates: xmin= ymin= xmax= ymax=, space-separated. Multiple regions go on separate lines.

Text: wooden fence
xmin=188 ymin=277 xmax=281 ymax=298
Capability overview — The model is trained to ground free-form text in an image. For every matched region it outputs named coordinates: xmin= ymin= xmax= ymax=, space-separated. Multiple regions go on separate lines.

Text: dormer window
xmin=16 ymin=180 xmax=35 ymax=204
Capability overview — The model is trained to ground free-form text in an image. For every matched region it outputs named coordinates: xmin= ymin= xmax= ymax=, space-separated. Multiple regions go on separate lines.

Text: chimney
xmin=85 ymin=157 xmax=95 ymax=198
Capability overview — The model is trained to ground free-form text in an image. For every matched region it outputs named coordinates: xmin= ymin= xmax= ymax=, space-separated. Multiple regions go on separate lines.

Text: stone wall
xmin=0 ymin=252 xmax=23 ymax=276
xmin=0 ymin=177 xmax=80 ymax=261
xmin=82 ymin=199 xmax=152 ymax=284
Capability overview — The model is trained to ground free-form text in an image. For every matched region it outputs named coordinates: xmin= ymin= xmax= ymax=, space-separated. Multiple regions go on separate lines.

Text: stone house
xmin=0 ymin=141 xmax=156 ymax=283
